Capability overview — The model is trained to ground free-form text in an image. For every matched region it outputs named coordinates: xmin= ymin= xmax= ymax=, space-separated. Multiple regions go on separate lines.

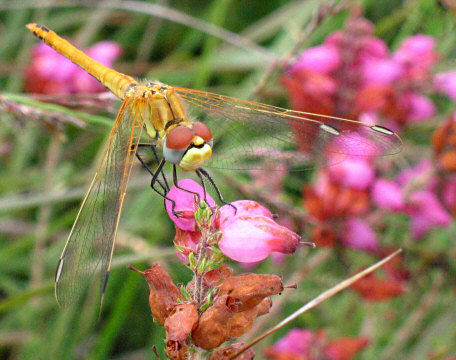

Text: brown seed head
xmin=218 ymin=273 xmax=283 ymax=312
xmin=165 ymin=303 xmax=199 ymax=344
xmin=208 ymin=343 xmax=255 ymax=360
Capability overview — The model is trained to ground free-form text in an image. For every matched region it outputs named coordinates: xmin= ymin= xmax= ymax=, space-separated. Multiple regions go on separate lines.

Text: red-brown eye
xmin=193 ymin=122 xmax=212 ymax=142
xmin=166 ymin=126 xmax=193 ymax=149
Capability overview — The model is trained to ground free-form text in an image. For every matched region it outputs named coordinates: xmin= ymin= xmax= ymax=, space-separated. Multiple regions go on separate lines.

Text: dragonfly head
xmin=163 ymin=122 xmax=213 ymax=171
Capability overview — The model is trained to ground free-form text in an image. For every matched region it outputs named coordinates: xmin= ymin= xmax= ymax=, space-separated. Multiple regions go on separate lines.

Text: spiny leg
xmin=144 ymin=158 xmax=180 ymax=216
xmin=136 ymin=143 xmax=169 ymax=192
xmin=198 ymin=168 xmax=237 ymax=213
xmin=195 ymin=169 xmax=208 ymax=203
xmin=172 ymin=164 xmax=201 ymax=205
xmin=135 ymin=151 xmax=168 ymax=195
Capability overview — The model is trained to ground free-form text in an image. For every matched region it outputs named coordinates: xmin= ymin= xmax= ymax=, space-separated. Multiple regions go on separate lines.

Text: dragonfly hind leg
xmin=198 ymin=168 xmax=237 ymax=214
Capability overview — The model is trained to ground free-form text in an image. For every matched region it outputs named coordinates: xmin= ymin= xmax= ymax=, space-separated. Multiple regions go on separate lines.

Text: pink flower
xmin=442 ymin=176 xmax=456 ymax=213
xmin=165 ymin=179 xmax=216 ymax=231
xmin=272 ymin=329 xmax=315 ymax=355
xmin=342 ymin=218 xmax=379 ymax=252
xmin=371 ymin=179 xmax=404 ymax=211
xmin=290 ymin=44 xmax=341 ymax=75
xmin=218 ymin=200 xmax=300 ymax=262
xmin=394 ymin=34 xmax=438 ymax=69
xmin=434 ymin=71 xmax=456 ymax=101
xmin=359 ymin=37 xmax=389 ymax=60
xmin=406 ymin=191 xmax=452 ymax=238
xmin=402 ymin=93 xmax=435 ymax=122
xmin=25 ymin=40 xmax=121 ymax=94
xmin=396 ymin=159 xmax=433 ymax=187
xmin=327 ymin=158 xmax=375 ymax=190
xmin=361 ymin=58 xmax=403 ymax=86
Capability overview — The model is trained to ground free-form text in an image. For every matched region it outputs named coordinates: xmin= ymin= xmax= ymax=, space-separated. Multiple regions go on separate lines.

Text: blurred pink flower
xmin=327 ymin=157 xmax=375 ymax=190
xmin=442 ymin=176 xmax=456 ymax=215
xmin=272 ymin=329 xmax=314 ymax=355
xmin=371 ymin=179 xmax=404 ymax=211
xmin=434 ymin=71 xmax=456 ymax=101
xmin=25 ymin=40 xmax=121 ymax=94
xmin=393 ymin=34 xmax=438 ymax=72
xmin=406 ymin=191 xmax=452 ymax=238
xmin=401 ymin=92 xmax=436 ymax=122
xmin=218 ymin=200 xmax=300 ymax=262
xmin=265 ymin=328 xmax=369 ymax=360
xmin=342 ymin=218 xmax=379 ymax=252
xmin=361 ymin=58 xmax=403 ymax=86
xmin=290 ymin=44 xmax=341 ymax=75
xmin=165 ymin=179 xmax=216 ymax=231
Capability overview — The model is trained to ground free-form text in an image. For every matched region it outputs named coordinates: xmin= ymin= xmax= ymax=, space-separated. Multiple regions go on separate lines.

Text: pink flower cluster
xmin=25 ymin=41 xmax=122 ymax=94
xmin=264 ymin=328 xmax=369 ymax=360
xmin=282 ymin=16 xmax=456 ymax=132
xmin=305 ymin=155 xmax=452 ymax=249
xmin=373 ymin=160 xmax=453 ymax=238
xmin=166 ymin=179 xmax=301 ymax=263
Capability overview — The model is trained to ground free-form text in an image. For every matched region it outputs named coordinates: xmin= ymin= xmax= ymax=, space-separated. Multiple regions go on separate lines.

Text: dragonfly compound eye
xmin=166 ymin=126 xmax=194 ymax=150
xmin=193 ymin=122 xmax=212 ymax=142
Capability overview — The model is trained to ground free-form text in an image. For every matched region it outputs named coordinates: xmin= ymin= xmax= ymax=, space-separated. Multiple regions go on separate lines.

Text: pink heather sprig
xmin=25 ymin=41 xmax=122 ymax=95
xmin=165 ymin=179 xmax=301 ymax=264
xmin=283 ymin=16 xmax=443 ymax=131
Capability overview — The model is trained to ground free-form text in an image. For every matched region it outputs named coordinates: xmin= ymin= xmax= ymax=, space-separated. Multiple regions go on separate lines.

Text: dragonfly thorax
xmin=131 ymin=83 xmax=213 ymax=171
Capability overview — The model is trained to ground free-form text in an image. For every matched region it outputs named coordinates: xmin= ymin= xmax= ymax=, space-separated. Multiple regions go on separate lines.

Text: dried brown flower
xmin=165 ymin=303 xmax=199 ymax=343
xmin=208 ymin=343 xmax=255 ymax=360
xmin=218 ymin=273 xmax=283 ymax=312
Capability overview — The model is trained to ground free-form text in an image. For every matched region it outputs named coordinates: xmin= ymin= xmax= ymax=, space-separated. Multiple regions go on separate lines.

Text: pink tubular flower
xmin=342 ymin=218 xmax=379 ymax=252
xmin=165 ymin=179 xmax=216 ymax=232
xmin=290 ymin=44 xmax=341 ymax=75
xmin=327 ymin=157 xmax=375 ymax=190
xmin=272 ymin=329 xmax=314 ymax=355
xmin=371 ymin=179 xmax=404 ymax=211
xmin=218 ymin=200 xmax=300 ymax=262
xmin=434 ymin=71 xmax=456 ymax=101
xmin=393 ymin=34 xmax=438 ymax=70
xmin=401 ymin=92 xmax=436 ymax=122
xmin=406 ymin=191 xmax=452 ymax=239
xmin=25 ymin=41 xmax=121 ymax=94
xmin=361 ymin=58 xmax=403 ymax=86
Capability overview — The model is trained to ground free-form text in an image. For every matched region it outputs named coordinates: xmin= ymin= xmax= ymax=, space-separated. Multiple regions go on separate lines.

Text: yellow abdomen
xmin=26 ymin=23 xmax=137 ymax=100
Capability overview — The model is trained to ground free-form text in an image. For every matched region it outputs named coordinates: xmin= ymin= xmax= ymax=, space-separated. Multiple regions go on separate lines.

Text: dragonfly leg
xmin=172 ymin=165 xmax=201 ymax=205
xmin=135 ymin=144 xmax=169 ymax=192
xmin=195 ymin=169 xmax=208 ymax=203
xmin=149 ymin=159 xmax=182 ymax=216
xmin=199 ymin=168 xmax=237 ymax=214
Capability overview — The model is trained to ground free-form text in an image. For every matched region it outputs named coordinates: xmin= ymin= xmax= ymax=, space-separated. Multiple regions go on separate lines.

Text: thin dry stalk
xmin=228 ymin=249 xmax=403 ymax=359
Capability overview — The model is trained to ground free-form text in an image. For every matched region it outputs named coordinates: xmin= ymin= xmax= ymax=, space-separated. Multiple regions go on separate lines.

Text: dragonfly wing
xmin=55 ymin=97 xmax=143 ymax=307
xmin=174 ymin=87 xmax=402 ymax=171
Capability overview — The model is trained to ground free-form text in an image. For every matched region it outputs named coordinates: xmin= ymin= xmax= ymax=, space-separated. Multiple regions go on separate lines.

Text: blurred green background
xmin=0 ymin=0 xmax=455 ymax=359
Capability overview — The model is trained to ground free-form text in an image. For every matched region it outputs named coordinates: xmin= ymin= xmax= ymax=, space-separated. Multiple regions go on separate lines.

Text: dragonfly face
xmin=133 ymin=82 xmax=214 ymax=171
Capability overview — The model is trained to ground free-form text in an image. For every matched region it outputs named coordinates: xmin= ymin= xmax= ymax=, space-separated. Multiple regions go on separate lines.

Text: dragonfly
xmin=27 ymin=23 xmax=402 ymax=308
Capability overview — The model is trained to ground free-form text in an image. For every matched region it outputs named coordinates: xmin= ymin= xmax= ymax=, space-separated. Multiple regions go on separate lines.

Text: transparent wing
xmin=55 ymin=97 xmax=143 ymax=307
xmin=174 ymin=87 xmax=402 ymax=170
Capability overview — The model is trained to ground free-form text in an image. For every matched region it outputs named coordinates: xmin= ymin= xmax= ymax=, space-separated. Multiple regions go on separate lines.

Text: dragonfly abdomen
xmin=26 ymin=23 xmax=137 ymax=100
